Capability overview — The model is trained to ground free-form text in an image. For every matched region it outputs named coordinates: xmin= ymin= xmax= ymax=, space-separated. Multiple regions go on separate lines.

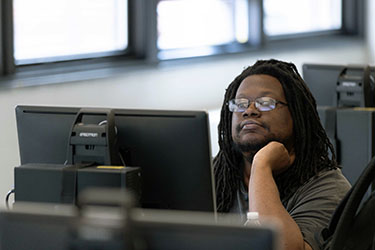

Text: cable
xmin=5 ymin=188 xmax=15 ymax=209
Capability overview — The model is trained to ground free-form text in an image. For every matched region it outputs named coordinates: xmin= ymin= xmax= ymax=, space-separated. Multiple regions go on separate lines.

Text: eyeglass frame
xmin=227 ymin=96 xmax=288 ymax=113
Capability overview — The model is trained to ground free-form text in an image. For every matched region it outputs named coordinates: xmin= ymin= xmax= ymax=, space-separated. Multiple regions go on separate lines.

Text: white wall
xmin=0 ymin=37 xmax=369 ymax=208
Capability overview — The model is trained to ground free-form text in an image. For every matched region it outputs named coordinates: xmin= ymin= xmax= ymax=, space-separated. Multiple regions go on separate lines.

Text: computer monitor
xmin=15 ymin=105 xmax=216 ymax=212
xmin=0 ymin=203 xmax=279 ymax=250
xmin=131 ymin=209 xmax=279 ymax=250
xmin=0 ymin=203 xmax=75 ymax=250
xmin=302 ymin=64 xmax=375 ymax=188
xmin=302 ymin=63 xmax=375 ymax=107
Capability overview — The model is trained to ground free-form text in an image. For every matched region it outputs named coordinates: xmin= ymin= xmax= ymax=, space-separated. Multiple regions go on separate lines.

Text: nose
xmin=242 ymin=102 xmax=260 ymax=118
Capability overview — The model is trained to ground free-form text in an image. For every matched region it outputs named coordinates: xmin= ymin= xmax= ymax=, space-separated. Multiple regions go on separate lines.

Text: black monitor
xmin=302 ymin=63 xmax=375 ymax=107
xmin=302 ymin=64 xmax=375 ymax=189
xmin=0 ymin=203 xmax=279 ymax=250
xmin=131 ymin=209 xmax=279 ymax=250
xmin=15 ymin=105 xmax=216 ymax=212
xmin=0 ymin=204 xmax=75 ymax=250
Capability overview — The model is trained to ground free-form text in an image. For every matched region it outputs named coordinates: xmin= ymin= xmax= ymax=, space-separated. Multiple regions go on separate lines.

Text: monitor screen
xmin=15 ymin=105 xmax=216 ymax=212
xmin=0 ymin=204 xmax=279 ymax=250
xmin=131 ymin=209 xmax=278 ymax=250
xmin=302 ymin=64 xmax=344 ymax=106
xmin=302 ymin=63 xmax=375 ymax=107
xmin=0 ymin=203 xmax=75 ymax=250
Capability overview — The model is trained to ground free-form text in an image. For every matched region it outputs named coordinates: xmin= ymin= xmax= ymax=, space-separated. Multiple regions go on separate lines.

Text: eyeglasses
xmin=228 ymin=97 xmax=288 ymax=112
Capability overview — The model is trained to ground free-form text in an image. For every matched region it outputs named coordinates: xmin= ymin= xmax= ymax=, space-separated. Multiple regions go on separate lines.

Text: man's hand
xmin=252 ymin=141 xmax=295 ymax=174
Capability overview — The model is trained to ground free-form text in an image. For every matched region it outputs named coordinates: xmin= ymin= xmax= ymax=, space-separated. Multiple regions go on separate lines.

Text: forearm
xmin=249 ymin=165 xmax=309 ymax=250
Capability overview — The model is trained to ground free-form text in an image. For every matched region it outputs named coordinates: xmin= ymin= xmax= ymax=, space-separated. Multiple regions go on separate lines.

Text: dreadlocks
xmin=214 ymin=59 xmax=337 ymax=213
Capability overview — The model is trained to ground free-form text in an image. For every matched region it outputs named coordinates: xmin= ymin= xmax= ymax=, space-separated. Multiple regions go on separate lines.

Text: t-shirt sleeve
xmin=285 ymin=169 xmax=351 ymax=250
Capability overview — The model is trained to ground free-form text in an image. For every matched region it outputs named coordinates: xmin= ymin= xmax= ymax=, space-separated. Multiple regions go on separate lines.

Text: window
xmin=0 ymin=0 xmax=362 ymax=81
xmin=156 ymin=0 xmax=251 ymax=59
xmin=13 ymin=0 xmax=128 ymax=65
xmin=264 ymin=0 xmax=342 ymax=36
xmin=157 ymin=0 xmax=248 ymax=50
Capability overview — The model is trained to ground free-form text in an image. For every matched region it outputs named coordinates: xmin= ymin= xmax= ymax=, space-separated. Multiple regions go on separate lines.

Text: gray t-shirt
xmin=230 ymin=168 xmax=351 ymax=250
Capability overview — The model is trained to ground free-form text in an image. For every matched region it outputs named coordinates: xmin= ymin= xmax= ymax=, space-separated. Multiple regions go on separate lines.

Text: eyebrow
xmin=236 ymin=91 xmax=277 ymax=99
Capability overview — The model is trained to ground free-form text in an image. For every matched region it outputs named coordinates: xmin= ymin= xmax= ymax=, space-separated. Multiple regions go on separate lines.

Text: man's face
xmin=231 ymin=74 xmax=294 ymax=156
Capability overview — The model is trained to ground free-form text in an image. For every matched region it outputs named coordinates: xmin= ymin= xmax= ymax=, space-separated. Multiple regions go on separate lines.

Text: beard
xmin=232 ymin=122 xmax=292 ymax=164
xmin=234 ymin=138 xmax=271 ymax=153
xmin=232 ymin=123 xmax=287 ymax=163
xmin=233 ymin=137 xmax=275 ymax=163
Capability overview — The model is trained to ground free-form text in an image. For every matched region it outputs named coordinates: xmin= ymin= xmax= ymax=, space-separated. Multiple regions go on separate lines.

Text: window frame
xmin=1 ymin=0 xmax=15 ymax=75
xmin=0 ymin=0 xmax=364 ymax=87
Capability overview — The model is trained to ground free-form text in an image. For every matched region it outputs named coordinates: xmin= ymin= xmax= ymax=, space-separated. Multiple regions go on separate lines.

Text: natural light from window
xmin=157 ymin=0 xmax=249 ymax=50
xmin=13 ymin=0 xmax=128 ymax=64
xmin=264 ymin=0 xmax=342 ymax=36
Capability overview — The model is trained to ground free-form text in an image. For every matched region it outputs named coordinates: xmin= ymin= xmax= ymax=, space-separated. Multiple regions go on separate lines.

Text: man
xmin=214 ymin=59 xmax=351 ymax=250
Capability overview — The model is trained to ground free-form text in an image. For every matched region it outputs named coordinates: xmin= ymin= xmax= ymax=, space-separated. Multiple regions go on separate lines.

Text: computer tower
xmin=317 ymin=106 xmax=338 ymax=155
xmin=336 ymin=108 xmax=375 ymax=186
xmin=14 ymin=164 xmax=141 ymax=204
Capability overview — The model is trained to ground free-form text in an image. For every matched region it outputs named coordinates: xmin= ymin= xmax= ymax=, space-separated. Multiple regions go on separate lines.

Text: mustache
xmin=235 ymin=120 xmax=270 ymax=133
